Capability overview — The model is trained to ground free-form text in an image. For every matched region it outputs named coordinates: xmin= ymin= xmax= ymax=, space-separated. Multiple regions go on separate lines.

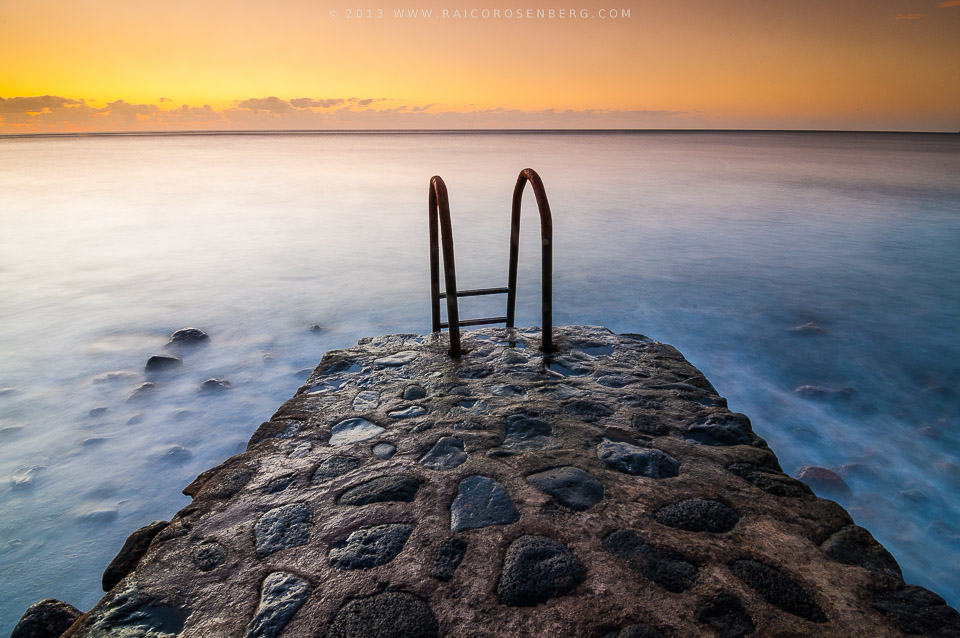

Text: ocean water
xmin=0 ymin=131 xmax=958 ymax=631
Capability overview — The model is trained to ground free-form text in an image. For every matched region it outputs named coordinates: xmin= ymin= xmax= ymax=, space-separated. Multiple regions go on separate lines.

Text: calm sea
xmin=0 ymin=131 xmax=958 ymax=630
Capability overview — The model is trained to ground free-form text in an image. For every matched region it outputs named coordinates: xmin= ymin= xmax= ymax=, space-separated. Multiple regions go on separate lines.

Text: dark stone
xmin=244 ymin=572 xmax=312 ymax=638
xmin=144 ymin=355 xmax=183 ymax=373
xmin=201 ymin=468 xmax=252 ymax=499
xmin=312 ymin=456 xmax=362 ymax=484
xmin=793 ymin=466 xmax=852 ymax=500
xmin=655 ymin=498 xmax=740 ymax=533
xmin=88 ymin=407 xmax=108 ymax=418
xmin=328 ymin=417 xmax=384 ymax=446
xmin=631 ymin=413 xmax=669 ymax=436
xmin=730 ymin=559 xmax=827 ymax=623
xmin=372 ymin=443 xmax=396 ymax=459
xmin=795 ymin=385 xmax=854 ymax=400
xmin=502 ymin=414 xmax=553 ymax=450
xmin=685 ymin=413 xmax=755 ymax=446
xmin=450 ymin=476 xmax=520 ymax=532
xmin=726 ymin=463 xmax=813 ymax=498
xmin=419 ymin=436 xmax=468 ymax=470
xmin=608 ymin=624 xmax=665 ymax=638
xmin=326 ymin=591 xmax=439 ymax=638
xmin=329 ymin=524 xmax=414 ymax=570
xmin=526 ymin=466 xmax=604 ymax=511
xmin=429 ymin=537 xmax=468 ymax=582
xmin=337 ymin=476 xmax=421 ymax=505
xmin=192 ymin=539 xmax=227 ymax=572
xmin=11 ymin=598 xmax=82 ymax=638
xmin=694 ymin=592 xmax=755 ymax=638
xmin=563 ymin=399 xmax=614 ymax=422
xmin=167 ymin=327 xmax=210 ymax=346
xmin=254 ymin=503 xmax=312 ymax=557
xmin=596 ymin=440 xmax=679 ymax=478
xmin=199 ymin=378 xmax=231 ymax=394
xmin=158 ymin=445 xmax=192 ymax=464
xmin=497 ymin=535 xmax=586 ymax=606
xmin=402 ymin=384 xmax=427 ymax=400
xmin=821 ymin=525 xmax=902 ymax=579
xmin=872 ymin=586 xmax=960 ymax=636
xmin=603 ymin=530 xmax=699 ymax=593
xmin=102 ymin=520 xmax=168 ymax=591
xmin=126 ymin=382 xmax=157 ymax=402
xmin=265 ymin=474 xmax=296 ymax=493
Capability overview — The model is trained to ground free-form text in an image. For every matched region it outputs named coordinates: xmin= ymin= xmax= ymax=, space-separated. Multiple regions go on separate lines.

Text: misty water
xmin=0 ymin=131 xmax=958 ymax=631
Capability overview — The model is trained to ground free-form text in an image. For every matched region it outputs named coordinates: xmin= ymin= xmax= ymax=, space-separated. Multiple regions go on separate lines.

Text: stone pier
xmin=20 ymin=326 xmax=960 ymax=637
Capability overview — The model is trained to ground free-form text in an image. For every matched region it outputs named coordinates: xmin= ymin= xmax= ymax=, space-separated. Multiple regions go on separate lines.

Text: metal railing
xmin=429 ymin=168 xmax=553 ymax=358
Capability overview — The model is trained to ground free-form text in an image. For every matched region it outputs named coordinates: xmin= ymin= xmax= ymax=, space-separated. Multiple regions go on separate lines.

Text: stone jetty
xmin=19 ymin=326 xmax=960 ymax=637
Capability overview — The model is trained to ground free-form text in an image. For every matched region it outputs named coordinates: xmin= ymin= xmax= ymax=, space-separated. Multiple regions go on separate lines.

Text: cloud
xmin=290 ymin=98 xmax=345 ymax=109
xmin=159 ymin=97 xmax=172 ymax=103
xmin=938 ymin=0 xmax=960 ymax=7
xmin=0 ymin=95 xmax=82 ymax=113
xmin=236 ymin=96 xmax=294 ymax=113
xmin=896 ymin=12 xmax=926 ymax=19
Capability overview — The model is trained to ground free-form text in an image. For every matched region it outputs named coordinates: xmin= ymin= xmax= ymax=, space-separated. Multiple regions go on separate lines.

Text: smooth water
xmin=0 ymin=131 xmax=958 ymax=630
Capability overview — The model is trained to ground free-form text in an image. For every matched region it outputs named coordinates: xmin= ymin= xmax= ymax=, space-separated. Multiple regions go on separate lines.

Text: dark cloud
xmin=236 ymin=96 xmax=294 ymax=113
xmin=0 ymin=95 xmax=82 ymax=113
xmin=290 ymin=98 xmax=345 ymax=109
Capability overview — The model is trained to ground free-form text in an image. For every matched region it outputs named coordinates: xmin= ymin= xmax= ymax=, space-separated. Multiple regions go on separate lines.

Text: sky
xmin=1 ymin=0 xmax=958 ymax=132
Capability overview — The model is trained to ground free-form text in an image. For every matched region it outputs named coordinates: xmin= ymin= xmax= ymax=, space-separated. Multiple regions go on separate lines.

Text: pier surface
xmin=29 ymin=326 xmax=960 ymax=637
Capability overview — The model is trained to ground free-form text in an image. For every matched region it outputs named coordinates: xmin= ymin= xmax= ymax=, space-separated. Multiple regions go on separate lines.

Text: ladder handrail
xmin=429 ymin=168 xmax=554 ymax=358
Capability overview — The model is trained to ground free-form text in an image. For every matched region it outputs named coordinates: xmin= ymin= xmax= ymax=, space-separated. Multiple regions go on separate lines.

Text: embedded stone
xmin=821 ymin=525 xmax=902 ymax=578
xmin=192 ymin=539 xmax=227 ymax=572
xmin=418 ymin=436 xmax=467 ymax=470
xmin=491 ymin=384 xmax=526 ymax=397
xmin=694 ymin=592 xmax=755 ymax=638
xmin=373 ymin=351 xmax=418 ymax=367
xmin=631 ymin=413 xmax=669 ymax=436
xmin=727 ymin=463 xmax=812 ymax=497
xmin=328 ymin=524 xmax=414 ymax=570
xmin=265 ymin=474 xmax=295 ymax=493
xmin=608 ymin=624 xmax=665 ymax=638
xmin=429 ymin=537 xmax=468 ymax=582
xmin=655 ymin=498 xmax=740 ymax=533
xmin=871 ymin=585 xmax=960 ymax=635
xmin=244 ymin=572 xmax=312 ymax=638
xmin=312 ymin=456 xmax=362 ymax=484
xmin=564 ymin=399 xmax=614 ymax=422
xmin=337 ymin=476 xmax=420 ymax=505
xmin=144 ymin=355 xmax=182 ymax=373
xmin=402 ymin=384 xmax=427 ymax=400
xmin=326 ymin=591 xmax=438 ymax=638
xmin=102 ymin=520 xmax=168 ymax=591
xmin=603 ymin=530 xmax=698 ymax=593
xmin=288 ymin=442 xmax=312 ymax=458
xmin=372 ymin=443 xmax=396 ymax=459
xmin=200 ymin=468 xmax=252 ymax=499
xmin=685 ymin=413 xmax=755 ymax=446
xmin=596 ymin=375 xmax=629 ymax=388
xmin=450 ymin=476 xmax=519 ymax=532
xmin=502 ymin=414 xmax=553 ymax=450
xmin=729 ymin=559 xmax=827 ymax=623
xmin=352 ymin=390 xmax=380 ymax=411
xmin=388 ymin=405 xmax=427 ymax=419
xmin=596 ymin=440 xmax=679 ymax=478
xmin=11 ymin=598 xmax=82 ymax=638
xmin=329 ymin=418 xmax=384 ymax=446
xmin=254 ymin=504 xmax=312 ymax=557
xmin=497 ymin=535 xmax=586 ymax=606
xmin=526 ymin=466 xmax=604 ymax=511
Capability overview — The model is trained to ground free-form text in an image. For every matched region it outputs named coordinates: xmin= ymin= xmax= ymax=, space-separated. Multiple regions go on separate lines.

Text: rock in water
xmin=144 ymin=355 xmax=182 ymax=373
xmin=199 ymin=378 xmax=231 ymax=393
xmin=11 ymin=598 xmax=82 ymax=638
xmin=166 ymin=327 xmax=210 ymax=347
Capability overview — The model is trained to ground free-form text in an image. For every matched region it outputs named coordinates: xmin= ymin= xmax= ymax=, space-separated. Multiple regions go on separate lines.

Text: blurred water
xmin=0 ymin=131 xmax=958 ymax=631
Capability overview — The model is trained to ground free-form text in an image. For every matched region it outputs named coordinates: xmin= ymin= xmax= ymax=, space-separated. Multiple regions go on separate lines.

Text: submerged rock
xmin=199 ymin=378 xmax=231 ymax=394
xmin=144 ymin=355 xmax=182 ymax=373
xmin=794 ymin=466 xmax=852 ymax=500
xmin=166 ymin=327 xmax=210 ymax=347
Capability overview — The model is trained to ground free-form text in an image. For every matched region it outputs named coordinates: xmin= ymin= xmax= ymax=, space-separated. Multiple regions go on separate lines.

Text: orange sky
xmin=1 ymin=0 xmax=958 ymax=132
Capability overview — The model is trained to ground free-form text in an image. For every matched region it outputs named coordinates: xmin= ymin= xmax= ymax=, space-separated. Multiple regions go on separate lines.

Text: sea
xmin=0 ymin=130 xmax=957 ymax=632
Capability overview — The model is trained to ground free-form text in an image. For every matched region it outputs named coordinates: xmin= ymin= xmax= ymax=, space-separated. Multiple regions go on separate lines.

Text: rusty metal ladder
xmin=429 ymin=167 xmax=553 ymax=358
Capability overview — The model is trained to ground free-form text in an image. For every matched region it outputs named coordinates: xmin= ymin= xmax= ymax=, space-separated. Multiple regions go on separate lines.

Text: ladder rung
xmin=439 ymin=316 xmax=508 ymax=329
xmin=439 ymin=287 xmax=509 ymax=299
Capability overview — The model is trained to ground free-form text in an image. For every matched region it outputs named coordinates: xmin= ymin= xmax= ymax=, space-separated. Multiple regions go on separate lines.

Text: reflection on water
xmin=0 ymin=131 xmax=958 ymax=630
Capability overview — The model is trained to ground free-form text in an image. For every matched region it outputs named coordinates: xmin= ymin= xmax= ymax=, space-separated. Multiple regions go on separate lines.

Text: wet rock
xmin=527 ymin=466 xmax=604 ymax=511
xmin=794 ymin=385 xmax=855 ymax=400
xmin=631 ymin=413 xmax=669 ymax=436
xmin=312 ymin=456 xmax=362 ymax=484
xmin=88 ymin=407 xmax=108 ymax=418
xmin=158 ymin=445 xmax=192 ymax=464
xmin=201 ymin=468 xmax=252 ymax=499
xmin=497 ymin=535 xmax=586 ymax=606
xmin=794 ymin=466 xmax=852 ymax=500
xmin=288 ymin=442 xmax=312 ymax=458
xmin=372 ymin=443 xmax=396 ymax=459
xmin=254 ymin=503 xmax=312 ymax=557
xmin=244 ymin=572 xmax=312 ymax=638
xmin=374 ymin=351 xmax=418 ymax=367
xmin=596 ymin=440 xmax=679 ymax=478
xmin=491 ymin=384 xmax=526 ymax=397
xmin=871 ymin=585 xmax=960 ymax=636
xmin=604 ymin=529 xmax=699 ymax=593
xmin=450 ymin=475 xmax=520 ymax=532
xmin=352 ymin=390 xmax=380 ymax=411
xmin=821 ymin=524 xmax=902 ymax=578
xmin=418 ymin=437 xmax=467 ymax=470
xmin=328 ymin=523 xmax=414 ymax=570
xmin=685 ymin=413 xmax=755 ymax=446
xmin=329 ymin=418 xmax=384 ymax=446
xmin=166 ymin=327 xmax=210 ymax=346
xmin=337 ymin=476 xmax=421 ymax=505
xmin=102 ymin=520 xmax=168 ymax=591
xmin=11 ymin=598 xmax=82 ymax=638
xmin=787 ymin=322 xmax=824 ymax=335
xmin=501 ymin=413 xmax=554 ymax=450
xmin=144 ymin=355 xmax=182 ymax=373
xmin=126 ymin=382 xmax=157 ymax=401
xmin=388 ymin=405 xmax=427 ymax=419
xmin=402 ymin=384 xmax=427 ymax=400
xmin=655 ymin=498 xmax=740 ymax=533
xmin=79 ymin=508 xmax=119 ymax=523
xmin=78 ymin=580 xmax=186 ymax=636
xmin=199 ymin=378 xmax=231 ymax=394
xmin=596 ymin=374 xmax=629 ymax=388
xmin=265 ymin=474 xmax=295 ymax=493
xmin=326 ymin=591 xmax=438 ymax=638
xmin=192 ymin=539 xmax=227 ymax=571
xmin=727 ymin=463 xmax=813 ymax=497
xmin=309 ymin=324 xmax=323 ymax=332
xmin=429 ymin=537 xmax=468 ymax=582
xmin=694 ymin=591 xmax=755 ymax=638
xmin=729 ymin=559 xmax=827 ymax=622
xmin=564 ymin=399 xmax=614 ymax=422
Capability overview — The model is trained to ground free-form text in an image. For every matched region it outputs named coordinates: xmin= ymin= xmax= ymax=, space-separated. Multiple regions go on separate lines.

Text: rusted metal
xmin=429 ymin=168 xmax=554 ymax=358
